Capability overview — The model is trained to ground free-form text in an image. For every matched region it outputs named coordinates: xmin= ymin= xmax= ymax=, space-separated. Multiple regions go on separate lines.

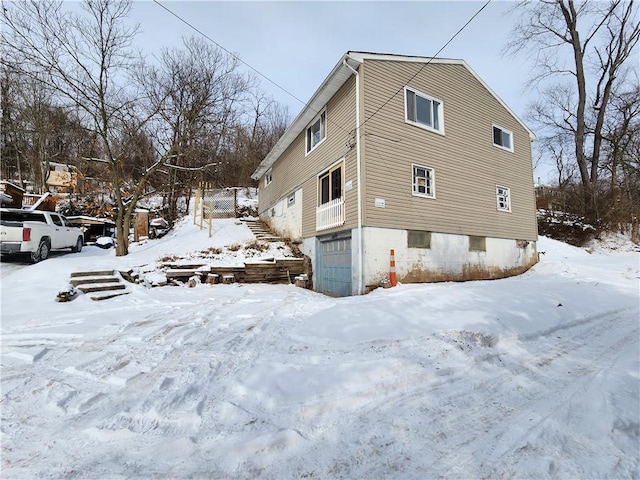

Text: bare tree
xmin=140 ymin=37 xmax=254 ymax=221
xmin=506 ymin=0 xmax=640 ymax=223
xmin=1 ymin=0 xmax=172 ymax=255
xmin=217 ymin=92 xmax=288 ymax=187
xmin=0 ymin=66 xmax=91 ymax=193
xmin=600 ymin=83 xmax=640 ymax=235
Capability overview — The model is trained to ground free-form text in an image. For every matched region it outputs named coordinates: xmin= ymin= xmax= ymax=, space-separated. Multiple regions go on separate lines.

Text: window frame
xmin=469 ymin=235 xmax=486 ymax=252
xmin=496 ymin=185 xmax=511 ymax=212
xmin=404 ymin=86 xmax=445 ymax=135
xmin=317 ymin=160 xmax=344 ymax=206
xmin=411 ymin=163 xmax=436 ymax=199
xmin=264 ymin=169 xmax=272 ymax=187
xmin=306 ymin=108 xmax=327 ymax=155
xmin=407 ymin=230 xmax=432 ymax=249
xmin=492 ymin=124 xmax=513 ymax=152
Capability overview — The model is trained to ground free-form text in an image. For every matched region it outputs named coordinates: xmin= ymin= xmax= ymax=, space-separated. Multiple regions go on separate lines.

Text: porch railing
xmin=316 ymin=197 xmax=344 ymax=231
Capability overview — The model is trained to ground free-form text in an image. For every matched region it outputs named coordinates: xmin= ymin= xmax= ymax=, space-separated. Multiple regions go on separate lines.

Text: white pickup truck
xmin=0 ymin=208 xmax=85 ymax=262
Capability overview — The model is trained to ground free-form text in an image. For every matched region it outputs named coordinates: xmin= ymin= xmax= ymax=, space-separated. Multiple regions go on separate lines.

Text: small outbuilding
xmin=67 ymin=216 xmax=116 ymax=243
xmin=0 ymin=181 xmax=25 ymax=208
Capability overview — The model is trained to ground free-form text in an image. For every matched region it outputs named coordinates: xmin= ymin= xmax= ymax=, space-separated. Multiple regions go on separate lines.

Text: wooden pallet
xmin=163 ymin=258 xmax=306 ymax=285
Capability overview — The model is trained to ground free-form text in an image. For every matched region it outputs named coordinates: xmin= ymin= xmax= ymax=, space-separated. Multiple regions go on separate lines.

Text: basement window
xmin=408 ymin=230 xmax=431 ymax=249
xmin=469 ymin=235 xmax=486 ymax=252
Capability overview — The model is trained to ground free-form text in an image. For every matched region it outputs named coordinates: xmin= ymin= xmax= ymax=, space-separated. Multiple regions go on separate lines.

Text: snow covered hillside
xmin=1 ymin=218 xmax=639 ymax=479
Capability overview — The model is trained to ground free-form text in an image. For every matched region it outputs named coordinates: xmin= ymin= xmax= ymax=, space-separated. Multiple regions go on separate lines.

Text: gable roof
xmin=251 ymin=51 xmax=535 ymax=180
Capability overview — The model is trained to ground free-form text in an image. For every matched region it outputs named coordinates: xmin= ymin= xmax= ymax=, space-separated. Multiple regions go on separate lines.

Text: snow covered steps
xmin=242 ymin=219 xmax=284 ymax=242
xmin=68 ymin=270 xmax=130 ymax=301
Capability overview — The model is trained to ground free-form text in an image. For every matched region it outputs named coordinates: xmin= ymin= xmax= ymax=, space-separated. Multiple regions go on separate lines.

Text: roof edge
xmin=251 ymin=52 xmax=535 ymax=181
xmin=251 ymin=53 xmax=361 ymax=180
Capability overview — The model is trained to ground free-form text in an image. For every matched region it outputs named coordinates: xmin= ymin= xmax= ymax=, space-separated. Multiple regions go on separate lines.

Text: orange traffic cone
xmin=389 ymin=249 xmax=397 ymax=287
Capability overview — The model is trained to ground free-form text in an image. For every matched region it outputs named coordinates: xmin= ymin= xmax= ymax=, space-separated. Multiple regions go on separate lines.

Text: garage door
xmin=316 ymin=234 xmax=352 ymax=297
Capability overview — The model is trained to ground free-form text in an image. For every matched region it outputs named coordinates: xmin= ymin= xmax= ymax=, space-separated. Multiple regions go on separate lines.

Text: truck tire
xmin=31 ymin=239 xmax=50 ymax=263
xmin=71 ymin=236 xmax=83 ymax=253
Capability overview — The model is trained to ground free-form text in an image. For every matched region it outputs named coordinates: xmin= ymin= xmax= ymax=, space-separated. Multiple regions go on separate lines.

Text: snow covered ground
xmin=1 ymin=217 xmax=639 ymax=479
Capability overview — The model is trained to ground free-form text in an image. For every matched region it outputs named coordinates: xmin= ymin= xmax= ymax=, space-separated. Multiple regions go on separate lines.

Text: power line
xmin=358 ymin=0 xmax=492 ymax=131
xmin=152 ymin=0 xmax=491 ymax=141
xmin=151 ymin=0 xmax=350 ymax=135
xmin=151 ymin=0 xmax=309 ymax=107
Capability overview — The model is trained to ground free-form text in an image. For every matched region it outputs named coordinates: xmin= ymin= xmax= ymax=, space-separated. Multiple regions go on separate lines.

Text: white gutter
xmin=343 ymin=58 xmax=364 ymax=296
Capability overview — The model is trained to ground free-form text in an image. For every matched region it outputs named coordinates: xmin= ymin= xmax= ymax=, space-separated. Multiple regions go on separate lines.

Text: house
xmin=46 ymin=162 xmax=81 ymax=193
xmin=0 ymin=181 xmax=24 ymax=208
xmin=251 ymin=52 xmax=538 ymax=296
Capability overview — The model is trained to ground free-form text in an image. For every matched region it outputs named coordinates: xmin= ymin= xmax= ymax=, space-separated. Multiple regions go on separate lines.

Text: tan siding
xmin=258 ymin=76 xmax=358 ymax=239
xmin=360 ymin=60 xmax=537 ymax=241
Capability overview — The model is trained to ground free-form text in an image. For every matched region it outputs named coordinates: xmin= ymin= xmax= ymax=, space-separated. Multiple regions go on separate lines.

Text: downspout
xmin=343 ymin=58 xmax=363 ymax=295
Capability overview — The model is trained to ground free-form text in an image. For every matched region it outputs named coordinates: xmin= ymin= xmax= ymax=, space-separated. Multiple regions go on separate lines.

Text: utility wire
xmin=152 ymin=0 xmax=352 ymax=136
xmin=152 ymin=0 xmax=308 ymax=109
xmin=358 ymin=0 xmax=492 ymax=131
xmin=153 ymin=0 xmax=491 ymax=139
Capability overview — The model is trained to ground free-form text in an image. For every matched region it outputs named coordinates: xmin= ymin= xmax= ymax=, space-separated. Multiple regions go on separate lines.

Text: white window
xmin=496 ymin=185 xmax=511 ymax=212
xmin=265 ymin=169 xmax=272 ymax=187
xmin=412 ymin=164 xmax=435 ymax=198
xmin=318 ymin=163 xmax=342 ymax=205
xmin=306 ymin=109 xmax=326 ymax=154
xmin=493 ymin=125 xmax=513 ymax=152
xmin=405 ymin=87 xmax=444 ymax=134
xmin=287 ymin=193 xmax=295 ymax=207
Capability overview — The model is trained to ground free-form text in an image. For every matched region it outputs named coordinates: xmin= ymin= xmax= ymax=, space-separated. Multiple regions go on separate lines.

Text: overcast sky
xmin=127 ymin=1 xmax=548 ymax=178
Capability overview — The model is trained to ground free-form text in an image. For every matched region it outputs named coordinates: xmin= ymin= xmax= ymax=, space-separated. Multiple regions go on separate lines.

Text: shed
xmin=0 ymin=181 xmax=25 ymax=208
xmin=67 ymin=216 xmax=116 ymax=243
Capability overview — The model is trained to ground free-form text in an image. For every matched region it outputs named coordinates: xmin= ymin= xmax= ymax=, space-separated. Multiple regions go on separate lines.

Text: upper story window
xmin=319 ymin=163 xmax=342 ymax=205
xmin=493 ymin=125 xmax=513 ymax=152
xmin=412 ymin=164 xmax=435 ymax=198
xmin=264 ymin=169 xmax=272 ymax=187
xmin=496 ymin=185 xmax=511 ymax=212
xmin=306 ymin=109 xmax=326 ymax=154
xmin=405 ymin=87 xmax=444 ymax=135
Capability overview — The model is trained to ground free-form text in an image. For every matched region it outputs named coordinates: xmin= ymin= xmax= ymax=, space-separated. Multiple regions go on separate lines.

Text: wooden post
xmin=208 ymin=195 xmax=213 ymax=238
xmin=134 ymin=211 xmax=149 ymax=242
xmin=194 ymin=187 xmax=200 ymax=225
xmin=234 ymin=188 xmax=238 ymax=218
xmin=199 ymin=190 xmax=205 ymax=230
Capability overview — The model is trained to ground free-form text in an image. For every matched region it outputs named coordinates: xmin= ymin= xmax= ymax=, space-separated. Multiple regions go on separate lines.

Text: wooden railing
xmin=316 ymin=197 xmax=344 ymax=231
